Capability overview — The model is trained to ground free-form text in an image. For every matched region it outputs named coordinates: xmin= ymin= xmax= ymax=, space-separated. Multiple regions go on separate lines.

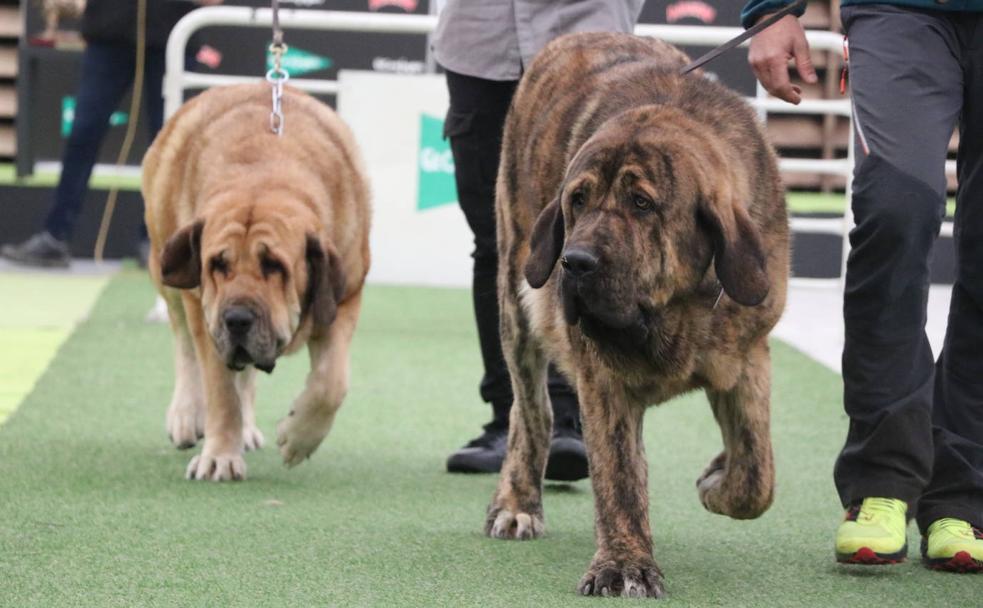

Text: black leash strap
xmin=679 ymin=0 xmax=808 ymax=75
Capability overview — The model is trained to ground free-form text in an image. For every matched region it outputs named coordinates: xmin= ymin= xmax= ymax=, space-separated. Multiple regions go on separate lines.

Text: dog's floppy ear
xmin=698 ymin=192 xmax=769 ymax=307
xmin=524 ymin=198 xmax=565 ymax=289
xmin=305 ymin=234 xmax=347 ymax=334
xmin=160 ymin=220 xmax=205 ymax=289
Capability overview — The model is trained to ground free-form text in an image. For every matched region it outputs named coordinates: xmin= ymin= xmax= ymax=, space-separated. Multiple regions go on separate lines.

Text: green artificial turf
xmin=0 ymin=271 xmax=976 ymax=607
xmin=0 ymin=272 xmax=110 ymax=424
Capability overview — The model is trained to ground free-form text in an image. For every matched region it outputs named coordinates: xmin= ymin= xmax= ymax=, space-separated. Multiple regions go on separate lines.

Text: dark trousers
xmin=44 ymin=41 xmax=166 ymax=242
xmin=443 ymin=69 xmax=580 ymax=430
xmin=835 ymin=6 xmax=983 ymax=532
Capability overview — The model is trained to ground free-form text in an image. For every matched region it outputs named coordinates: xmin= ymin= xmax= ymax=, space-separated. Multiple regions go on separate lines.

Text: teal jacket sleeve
xmin=740 ymin=0 xmax=807 ymax=28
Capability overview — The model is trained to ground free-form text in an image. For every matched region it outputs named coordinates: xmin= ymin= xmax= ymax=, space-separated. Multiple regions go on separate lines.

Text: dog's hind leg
xmin=698 ymin=338 xmax=775 ymax=519
xmin=276 ymin=291 xmax=361 ymax=468
xmin=576 ymin=383 xmax=665 ymax=598
xmin=236 ymin=368 xmax=264 ymax=451
xmin=485 ymin=282 xmax=552 ymax=541
xmin=164 ymin=289 xmax=204 ymax=449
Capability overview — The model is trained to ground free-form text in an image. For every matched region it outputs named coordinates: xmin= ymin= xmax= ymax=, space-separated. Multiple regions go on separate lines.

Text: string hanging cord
xmin=267 ymin=0 xmax=289 ymax=136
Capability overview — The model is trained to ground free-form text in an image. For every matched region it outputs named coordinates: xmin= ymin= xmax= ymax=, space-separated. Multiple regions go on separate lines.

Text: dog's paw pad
xmin=243 ymin=425 xmax=265 ymax=452
xmin=486 ymin=508 xmax=544 ymax=540
xmin=276 ymin=416 xmax=325 ymax=468
xmin=577 ymin=560 xmax=666 ymax=598
xmin=186 ymin=452 xmax=246 ymax=481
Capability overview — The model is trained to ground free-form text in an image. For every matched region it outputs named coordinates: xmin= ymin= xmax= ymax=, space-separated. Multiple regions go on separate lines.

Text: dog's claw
xmin=185 ymin=451 xmax=246 ymax=482
xmin=486 ymin=506 xmax=544 ymax=540
xmin=242 ymin=425 xmax=265 ymax=451
xmin=577 ymin=559 xmax=666 ymax=599
xmin=166 ymin=401 xmax=204 ymax=450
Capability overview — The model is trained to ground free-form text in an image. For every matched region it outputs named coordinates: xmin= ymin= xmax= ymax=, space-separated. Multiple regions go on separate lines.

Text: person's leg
xmin=2 ymin=42 xmax=135 ymax=267
xmin=444 ymin=69 xmax=517 ymax=435
xmin=45 ymin=41 xmax=136 ymax=242
xmin=833 ymin=5 xmax=962 ymax=562
xmin=443 ymin=69 xmax=586 ymax=478
xmin=917 ymin=17 xmax=983 ymax=559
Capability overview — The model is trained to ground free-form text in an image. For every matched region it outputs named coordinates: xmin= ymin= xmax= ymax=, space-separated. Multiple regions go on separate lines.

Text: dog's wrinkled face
xmin=159 ymin=191 xmax=345 ymax=373
xmin=524 ymin=107 xmax=769 ymax=344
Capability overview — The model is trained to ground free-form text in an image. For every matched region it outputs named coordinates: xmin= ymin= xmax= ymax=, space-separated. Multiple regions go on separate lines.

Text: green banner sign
xmin=265 ymin=45 xmax=333 ymax=76
xmin=417 ymin=113 xmax=458 ymax=211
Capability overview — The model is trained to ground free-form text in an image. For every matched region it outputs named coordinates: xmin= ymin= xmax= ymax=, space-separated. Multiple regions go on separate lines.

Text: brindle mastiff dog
xmin=143 ymin=84 xmax=370 ymax=481
xmin=487 ymin=33 xmax=789 ymax=597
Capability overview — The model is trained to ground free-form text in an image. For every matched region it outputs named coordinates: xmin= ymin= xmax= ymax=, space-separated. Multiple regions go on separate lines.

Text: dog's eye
xmin=633 ymin=194 xmax=655 ymax=211
xmin=210 ymin=256 xmax=229 ymax=276
xmin=261 ymin=256 xmax=286 ymax=278
xmin=570 ymin=190 xmax=586 ymax=208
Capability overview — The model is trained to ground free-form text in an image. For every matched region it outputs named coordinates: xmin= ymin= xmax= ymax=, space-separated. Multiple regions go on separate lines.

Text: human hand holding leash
xmin=748 ymin=14 xmax=817 ymax=104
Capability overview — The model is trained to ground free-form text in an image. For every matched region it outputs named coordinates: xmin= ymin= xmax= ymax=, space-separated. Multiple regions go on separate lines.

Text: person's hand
xmin=748 ymin=14 xmax=817 ymax=104
xmin=196 ymin=0 xmax=224 ymax=6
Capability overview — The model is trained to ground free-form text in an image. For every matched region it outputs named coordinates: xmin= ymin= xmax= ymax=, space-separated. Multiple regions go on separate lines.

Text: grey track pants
xmin=833 ymin=5 xmax=983 ymax=532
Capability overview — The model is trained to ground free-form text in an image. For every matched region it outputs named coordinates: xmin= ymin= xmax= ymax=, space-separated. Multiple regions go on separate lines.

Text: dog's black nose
xmin=561 ymin=248 xmax=599 ymax=278
xmin=223 ymin=306 xmax=255 ymax=335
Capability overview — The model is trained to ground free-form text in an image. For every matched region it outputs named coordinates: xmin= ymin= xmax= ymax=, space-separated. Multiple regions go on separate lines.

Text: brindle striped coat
xmin=487 ymin=32 xmax=789 ymax=598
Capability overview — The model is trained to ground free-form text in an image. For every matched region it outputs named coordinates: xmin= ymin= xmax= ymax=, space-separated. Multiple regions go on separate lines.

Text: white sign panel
xmin=338 ymin=70 xmax=473 ymax=288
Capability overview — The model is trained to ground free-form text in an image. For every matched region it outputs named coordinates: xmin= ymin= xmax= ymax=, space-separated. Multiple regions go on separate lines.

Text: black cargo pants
xmin=835 ymin=5 xmax=983 ymax=532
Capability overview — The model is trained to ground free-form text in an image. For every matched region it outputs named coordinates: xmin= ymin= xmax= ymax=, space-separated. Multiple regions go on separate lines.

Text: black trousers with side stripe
xmin=835 ymin=5 xmax=983 ymax=532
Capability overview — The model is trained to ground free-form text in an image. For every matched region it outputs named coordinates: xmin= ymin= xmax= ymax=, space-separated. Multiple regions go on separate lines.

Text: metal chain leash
xmin=266 ymin=0 xmax=289 ymax=135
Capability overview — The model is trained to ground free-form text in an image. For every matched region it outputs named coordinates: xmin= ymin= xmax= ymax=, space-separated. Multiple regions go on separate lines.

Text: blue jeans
xmin=44 ymin=41 xmax=166 ymax=242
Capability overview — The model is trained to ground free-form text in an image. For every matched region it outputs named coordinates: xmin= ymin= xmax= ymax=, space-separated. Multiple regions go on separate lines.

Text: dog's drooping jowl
xmin=143 ymin=84 xmax=371 ymax=481
xmin=488 ymin=33 xmax=789 ymax=598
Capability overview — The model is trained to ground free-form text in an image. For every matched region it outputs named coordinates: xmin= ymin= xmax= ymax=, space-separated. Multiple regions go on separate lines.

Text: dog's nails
xmin=601 ymin=586 xmax=610 ymax=597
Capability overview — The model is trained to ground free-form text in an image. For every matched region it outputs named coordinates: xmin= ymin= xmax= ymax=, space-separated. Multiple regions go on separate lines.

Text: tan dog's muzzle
xmin=213 ymin=300 xmax=281 ymax=373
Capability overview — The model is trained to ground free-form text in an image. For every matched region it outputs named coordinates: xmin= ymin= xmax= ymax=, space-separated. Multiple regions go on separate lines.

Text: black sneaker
xmin=546 ymin=425 xmax=589 ymax=482
xmin=1 ymin=231 xmax=70 ymax=268
xmin=446 ymin=423 xmax=508 ymax=474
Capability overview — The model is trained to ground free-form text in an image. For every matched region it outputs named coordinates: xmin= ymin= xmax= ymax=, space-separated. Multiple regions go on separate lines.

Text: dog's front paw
xmin=485 ymin=499 xmax=544 ymax=540
xmin=577 ymin=557 xmax=666 ymax=598
xmin=276 ymin=412 xmax=329 ymax=467
xmin=697 ymin=451 xmax=771 ymax=519
xmin=242 ymin=423 xmax=265 ymax=452
xmin=166 ymin=401 xmax=203 ymax=449
xmin=186 ymin=446 xmax=246 ymax=481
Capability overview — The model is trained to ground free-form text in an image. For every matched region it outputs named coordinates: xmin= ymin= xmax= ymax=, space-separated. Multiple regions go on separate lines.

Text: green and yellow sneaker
xmin=922 ymin=518 xmax=983 ymax=573
xmin=835 ymin=497 xmax=908 ymax=564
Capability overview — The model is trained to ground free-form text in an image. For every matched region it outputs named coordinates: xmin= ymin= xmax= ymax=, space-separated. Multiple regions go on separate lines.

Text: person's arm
xmin=742 ymin=1 xmax=817 ymax=105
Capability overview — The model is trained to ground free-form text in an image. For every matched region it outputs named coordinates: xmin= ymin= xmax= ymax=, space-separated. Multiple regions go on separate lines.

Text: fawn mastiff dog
xmin=488 ymin=33 xmax=789 ymax=597
xmin=144 ymin=84 xmax=370 ymax=481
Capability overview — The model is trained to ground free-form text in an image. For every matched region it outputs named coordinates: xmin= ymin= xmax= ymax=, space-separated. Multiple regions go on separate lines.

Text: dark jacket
xmin=82 ymin=0 xmax=195 ymax=48
xmin=742 ymin=0 xmax=983 ymax=28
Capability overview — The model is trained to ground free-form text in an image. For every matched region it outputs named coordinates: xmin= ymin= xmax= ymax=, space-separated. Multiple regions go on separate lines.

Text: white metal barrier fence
xmin=163 ymin=7 xmax=954 ymax=288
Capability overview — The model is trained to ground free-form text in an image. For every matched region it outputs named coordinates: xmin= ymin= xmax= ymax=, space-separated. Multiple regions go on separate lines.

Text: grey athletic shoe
xmin=1 ymin=231 xmax=71 ymax=268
